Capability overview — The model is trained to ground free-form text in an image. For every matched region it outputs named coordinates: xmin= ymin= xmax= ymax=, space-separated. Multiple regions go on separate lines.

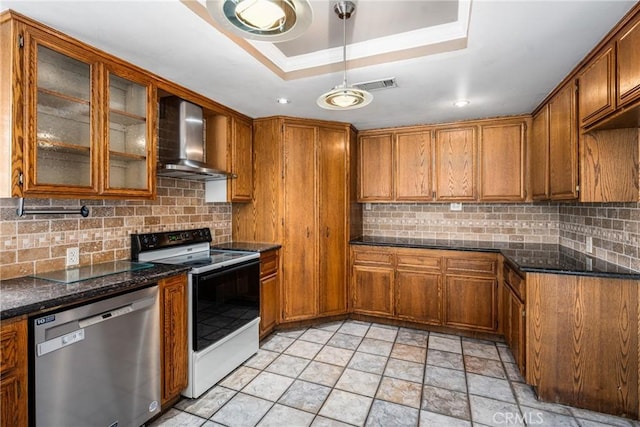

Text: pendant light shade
xmin=317 ymin=1 xmax=373 ymax=110
xmin=206 ymin=0 xmax=313 ymax=42
xmin=317 ymin=85 xmax=373 ymax=110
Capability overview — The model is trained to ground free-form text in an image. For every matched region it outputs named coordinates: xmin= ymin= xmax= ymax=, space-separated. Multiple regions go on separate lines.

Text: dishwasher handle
xmin=78 ymin=304 xmax=134 ymax=328
xmin=78 ymin=290 xmax=157 ymax=328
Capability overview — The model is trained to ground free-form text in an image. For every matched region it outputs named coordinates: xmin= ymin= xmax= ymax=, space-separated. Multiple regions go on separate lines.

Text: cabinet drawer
xmin=504 ymin=265 xmax=525 ymax=300
xmin=445 ymin=256 xmax=497 ymax=275
xmin=260 ymin=251 xmax=279 ymax=278
xmin=396 ymin=253 xmax=441 ymax=270
xmin=352 ymin=249 xmax=393 ymax=266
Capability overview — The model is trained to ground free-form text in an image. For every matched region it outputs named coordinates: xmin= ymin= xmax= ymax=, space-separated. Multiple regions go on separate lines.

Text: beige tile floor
xmin=149 ymin=320 xmax=639 ymax=427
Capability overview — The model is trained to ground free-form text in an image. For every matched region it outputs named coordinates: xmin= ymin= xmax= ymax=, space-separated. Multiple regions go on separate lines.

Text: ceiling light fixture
xmin=276 ymin=97 xmax=290 ymax=104
xmin=453 ymin=99 xmax=470 ymax=107
xmin=206 ymin=0 xmax=313 ymax=42
xmin=317 ymin=1 xmax=373 ymax=111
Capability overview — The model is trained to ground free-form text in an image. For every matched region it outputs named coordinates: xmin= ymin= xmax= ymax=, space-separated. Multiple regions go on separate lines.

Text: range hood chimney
xmin=157 ymin=96 xmax=235 ymax=181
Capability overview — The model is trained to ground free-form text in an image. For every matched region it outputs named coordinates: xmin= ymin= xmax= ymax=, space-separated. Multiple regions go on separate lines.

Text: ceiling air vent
xmin=353 ymin=78 xmax=397 ymax=92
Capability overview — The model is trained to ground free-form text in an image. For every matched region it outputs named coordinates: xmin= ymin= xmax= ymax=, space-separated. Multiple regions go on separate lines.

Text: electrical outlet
xmin=364 ymin=203 xmax=372 ymax=211
xmin=66 ymin=247 xmax=79 ymax=267
xmin=450 ymin=203 xmax=463 ymax=211
xmin=585 ymin=236 xmax=593 ymax=254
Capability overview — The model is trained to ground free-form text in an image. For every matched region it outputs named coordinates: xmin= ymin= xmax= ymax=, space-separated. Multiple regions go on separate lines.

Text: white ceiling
xmin=0 ymin=0 xmax=636 ymax=130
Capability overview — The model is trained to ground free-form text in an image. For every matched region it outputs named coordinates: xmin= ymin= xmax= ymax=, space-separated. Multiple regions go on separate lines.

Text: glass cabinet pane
xmin=107 ymin=73 xmax=148 ymax=190
xmin=35 ymin=45 xmax=92 ymax=187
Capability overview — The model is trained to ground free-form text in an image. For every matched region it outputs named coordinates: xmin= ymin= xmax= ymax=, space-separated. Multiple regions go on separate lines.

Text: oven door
xmin=191 ymin=259 xmax=260 ymax=352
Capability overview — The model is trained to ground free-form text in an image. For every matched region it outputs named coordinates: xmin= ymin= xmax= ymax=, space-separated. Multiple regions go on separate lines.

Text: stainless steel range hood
xmin=158 ymin=96 xmax=235 ymax=181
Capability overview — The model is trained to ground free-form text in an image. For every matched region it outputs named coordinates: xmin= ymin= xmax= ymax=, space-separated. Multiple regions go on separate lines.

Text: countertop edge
xmin=1 ymin=265 xmax=190 ymax=320
xmin=349 ymin=239 xmax=640 ymax=280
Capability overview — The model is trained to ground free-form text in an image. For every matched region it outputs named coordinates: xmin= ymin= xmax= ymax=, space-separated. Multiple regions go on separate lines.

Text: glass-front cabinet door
xmin=25 ymin=32 xmax=99 ymax=195
xmin=102 ymin=66 xmax=154 ymax=197
xmin=22 ymin=28 xmax=155 ymax=199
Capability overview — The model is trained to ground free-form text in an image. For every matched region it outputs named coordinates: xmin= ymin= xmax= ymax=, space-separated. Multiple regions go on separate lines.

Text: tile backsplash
xmin=559 ymin=202 xmax=640 ymax=272
xmin=0 ymin=178 xmax=231 ymax=280
xmin=363 ymin=202 xmax=640 ymax=272
xmin=2 ymin=185 xmax=639 ymax=280
xmin=362 ymin=203 xmax=560 ymax=243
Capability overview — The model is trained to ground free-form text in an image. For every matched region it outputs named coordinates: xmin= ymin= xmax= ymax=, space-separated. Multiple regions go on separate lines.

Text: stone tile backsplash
xmin=362 ymin=203 xmax=560 ymax=243
xmin=559 ymin=202 xmax=640 ymax=272
xmin=0 ymin=178 xmax=231 ymax=280
xmin=2 ymin=184 xmax=639 ymax=280
xmin=363 ymin=202 xmax=640 ymax=272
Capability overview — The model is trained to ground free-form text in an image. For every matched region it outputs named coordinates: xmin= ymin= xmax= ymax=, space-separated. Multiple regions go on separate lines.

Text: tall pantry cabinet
xmin=233 ymin=117 xmax=361 ymax=323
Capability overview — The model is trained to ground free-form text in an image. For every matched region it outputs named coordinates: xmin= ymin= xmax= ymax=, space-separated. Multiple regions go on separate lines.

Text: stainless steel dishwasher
xmin=32 ymin=285 xmax=161 ymax=427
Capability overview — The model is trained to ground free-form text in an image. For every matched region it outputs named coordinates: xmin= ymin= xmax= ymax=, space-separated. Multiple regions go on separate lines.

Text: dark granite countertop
xmin=0 ymin=263 xmax=189 ymax=320
xmin=350 ymin=236 xmax=640 ymax=280
xmin=211 ymin=241 xmax=282 ymax=253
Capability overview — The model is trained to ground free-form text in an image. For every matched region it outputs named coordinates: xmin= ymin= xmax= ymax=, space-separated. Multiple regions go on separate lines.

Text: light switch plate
xmin=450 ymin=203 xmax=463 ymax=211
xmin=585 ymin=236 xmax=593 ymax=254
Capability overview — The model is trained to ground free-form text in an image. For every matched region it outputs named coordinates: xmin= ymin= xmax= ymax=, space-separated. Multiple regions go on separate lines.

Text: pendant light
xmin=206 ymin=0 xmax=313 ymax=42
xmin=317 ymin=1 xmax=373 ymax=110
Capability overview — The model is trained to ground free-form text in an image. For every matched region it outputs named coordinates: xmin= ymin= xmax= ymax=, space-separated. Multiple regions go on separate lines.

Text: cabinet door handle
xmin=306 ymin=227 xmax=310 ymax=238
xmin=326 ymin=226 xmax=330 ymax=238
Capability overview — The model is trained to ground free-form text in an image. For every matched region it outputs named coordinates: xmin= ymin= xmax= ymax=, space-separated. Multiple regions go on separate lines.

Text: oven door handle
xmin=198 ymin=259 xmax=259 ymax=281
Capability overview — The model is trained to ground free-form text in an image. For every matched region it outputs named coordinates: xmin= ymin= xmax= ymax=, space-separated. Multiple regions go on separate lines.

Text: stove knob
xmin=141 ymin=235 xmax=150 ymax=248
xmin=150 ymin=234 xmax=159 ymax=246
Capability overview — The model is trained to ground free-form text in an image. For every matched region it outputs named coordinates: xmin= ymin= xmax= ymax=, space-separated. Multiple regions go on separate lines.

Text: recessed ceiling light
xmin=276 ymin=97 xmax=290 ymax=104
xmin=453 ymin=99 xmax=470 ymax=108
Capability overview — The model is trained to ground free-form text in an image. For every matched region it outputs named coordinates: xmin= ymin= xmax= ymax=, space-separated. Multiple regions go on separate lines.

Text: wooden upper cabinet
xmin=229 ymin=115 xmax=253 ymax=202
xmin=102 ymin=64 xmax=155 ymax=198
xmin=577 ymin=45 xmax=616 ymax=127
xmin=434 ymin=126 xmax=477 ymax=201
xmin=24 ymin=29 xmax=100 ymax=196
xmin=358 ymin=133 xmax=393 ymax=201
xmin=531 ymin=107 xmax=550 ymax=200
xmin=478 ymin=119 xmax=526 ymax=201
xmin=548 ymin=83 xmax=578 ymax=200
xmin=394 ymin=130 xmax=433 ymax=201
xmin=617 ymin=15 xmax=640 ymax=107
xmin=6 ymin=16 xmax=156 ymax=199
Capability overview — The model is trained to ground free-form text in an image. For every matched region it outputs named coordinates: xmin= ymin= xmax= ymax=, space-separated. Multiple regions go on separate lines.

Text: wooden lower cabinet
xmin=0 ymin=316 xmax=28 ymax=427
xmin=443 ymin=252 xmax=499 ymax=333
xmin=159 ymin=274 xmax=188 ymax=406
xmin=260 ymin=249 xmax=279 ymax=338
xmin=351 ymin=246 xmax=497 ymax=333
xmin=352 ymin=265 xmax=394 ymax=316
xmin=395 ymin=270 xmax=442 ymax=324
xmin=501 ymin=263 xmax=526 ymax=377
xmin=444 ymin=275 xmax=497 ymax=332
xmin=527 ymin=273 xmax=639 ymax=418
